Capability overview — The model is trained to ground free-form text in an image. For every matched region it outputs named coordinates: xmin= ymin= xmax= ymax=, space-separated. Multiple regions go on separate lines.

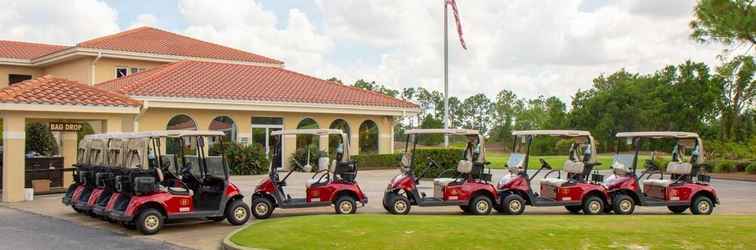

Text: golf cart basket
xmin=401 ymin=129 xmax=491 ymax=182
xmin=615 ymin=131 xmax=708 ymax=183
xmin=510 ymin=130 xmax=599 ymax=182
xmin=270 ymin=129 xmax=357 ymax=182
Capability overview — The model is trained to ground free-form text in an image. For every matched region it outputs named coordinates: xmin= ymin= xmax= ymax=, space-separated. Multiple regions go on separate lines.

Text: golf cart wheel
xmin=73 ymin=207 xmax=84 ymax=214
xmin=251 ymin=197 xmax=275 ymax=219
xmin=565 ymin=205 xmax=582 ymax=214
xmin=582 ymin=196 xmax=604 ymax=215
xmin=502 ymin=194 xmax=526 ymax=215
xmin=335 ymin=196 xmax=357 ymax=214
xmin=690 ymin=196 xmax=713 ymax=215
xmin=135 ymin=208 xmax=164 ymax=235
xmin=226 ymin=199 xmax=251 ymax=225
xmin=470 ymin=195 xmax=493 ymax=215
xmin=387 ymin=193 xmax=411 ymax=215
xmin=612 ymin=194 xmax=635 ymax=215
xmin=668 ymin=205 xmax=688 ymax=214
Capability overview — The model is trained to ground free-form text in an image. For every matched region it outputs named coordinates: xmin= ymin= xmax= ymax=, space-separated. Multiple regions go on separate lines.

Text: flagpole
xmin=443 ymin=0 xmax=450 ymax=148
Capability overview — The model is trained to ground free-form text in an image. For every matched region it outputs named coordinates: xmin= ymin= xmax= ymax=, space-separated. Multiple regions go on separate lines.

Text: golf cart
xmin=383 ymin=129 xmax=498 ymax=215
xmin=70 ymin=135 xmax=110 ymax=213
xmin=497 ymin=130 xmax=608 ymax=215
xmin=250 ymin=129 xmax=367 ymax=219
xmin=603 ymin=131 xmax=718 ymax=215
xmin=62 ymin=136 xmax=92 ymax=207
xmin=106 ymin=131 xmax=250 ymax=235
xmin=91 ymin=137 xmax=127 ymax=218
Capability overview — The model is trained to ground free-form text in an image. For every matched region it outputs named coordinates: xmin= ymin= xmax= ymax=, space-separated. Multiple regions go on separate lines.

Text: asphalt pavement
xmin=0 ymin=206 xmax=187 ymax=250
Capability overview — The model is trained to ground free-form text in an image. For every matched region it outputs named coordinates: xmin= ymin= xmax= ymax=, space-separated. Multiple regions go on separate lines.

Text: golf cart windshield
xmin=507 ymin=135 xmax=528 ymax=170
xmin=613 ymin=137 xmax=636 ymax=170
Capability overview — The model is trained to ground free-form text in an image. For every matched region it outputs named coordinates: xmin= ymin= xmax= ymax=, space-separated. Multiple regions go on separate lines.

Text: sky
xmin=0 ymin=0 xmax=729 ymax=103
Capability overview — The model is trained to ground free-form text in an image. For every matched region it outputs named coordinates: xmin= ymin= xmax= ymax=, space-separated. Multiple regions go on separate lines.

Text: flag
xmin=447 ymin=0 xmax=467 ymax=50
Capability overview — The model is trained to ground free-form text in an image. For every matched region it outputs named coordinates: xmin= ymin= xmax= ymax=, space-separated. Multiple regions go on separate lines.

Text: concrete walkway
xmin=3 ymin=169 xmax=756 ymax=250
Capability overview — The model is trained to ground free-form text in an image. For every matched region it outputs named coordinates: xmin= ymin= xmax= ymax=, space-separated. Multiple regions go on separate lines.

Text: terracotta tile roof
xmin=0 ymin=75 xmax=141 ymax=107
xmin=77 ymin=27 xmax=282 ymax=65
xmin=0 ymin=40 xmax=67 ymax=60
xmin=97 ymin=61 xmax=418 ymax=109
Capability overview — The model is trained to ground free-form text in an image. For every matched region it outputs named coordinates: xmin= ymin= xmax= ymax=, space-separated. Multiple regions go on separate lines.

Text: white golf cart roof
xmin=83 ymin=130 xmax=224 ymax=140
xmin=616 ymin=131 xmax=700 ymax=139
xmin=405 ymin=128 xmax=480 ymax=135
xmin=271 ymin=129 xmax=346 ymax=136
xmin=512 ymin=130 xmax=592 ymax=137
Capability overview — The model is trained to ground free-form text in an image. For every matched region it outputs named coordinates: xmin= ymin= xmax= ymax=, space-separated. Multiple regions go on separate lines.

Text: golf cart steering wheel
xmin=644 ymin=160 xmax=659 ymax=172
xmin=539 ymin=159 xmax=552 ymax=170
xmin=181 ymin=162 xmax=202 ymax=184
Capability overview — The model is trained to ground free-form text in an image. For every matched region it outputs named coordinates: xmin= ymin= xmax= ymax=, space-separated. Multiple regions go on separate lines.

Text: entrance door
xmin=251 ymin=117 xmax=284 ymax=169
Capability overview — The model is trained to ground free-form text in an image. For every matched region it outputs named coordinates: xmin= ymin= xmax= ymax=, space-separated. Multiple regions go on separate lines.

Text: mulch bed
xmin=710 ymin=172 xmax=756 ymax=182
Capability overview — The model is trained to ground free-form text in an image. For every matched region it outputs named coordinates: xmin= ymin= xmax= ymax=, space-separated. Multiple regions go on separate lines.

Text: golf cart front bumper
xmin=108 ymin=210 xmax=134 ymax=222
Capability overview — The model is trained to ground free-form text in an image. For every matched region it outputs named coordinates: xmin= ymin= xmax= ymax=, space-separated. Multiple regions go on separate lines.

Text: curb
xmin=221 ymin=221 xmax=268 ymax=250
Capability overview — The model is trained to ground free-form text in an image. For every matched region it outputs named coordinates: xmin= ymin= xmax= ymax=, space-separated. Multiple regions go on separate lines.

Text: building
xmin=0 ymin=27 xmax=419 ymax=202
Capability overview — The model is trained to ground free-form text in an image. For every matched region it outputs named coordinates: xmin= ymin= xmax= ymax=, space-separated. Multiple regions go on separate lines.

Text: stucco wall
xmin=0 ymin=65 xmax=44 ymax=88
xmin=136 ymin=108 xmax=395 ymax=169
xmin=93 ymin=58 xmax=166 ymax=84
xmin=43 ymin=57 xmax=93 ymax=85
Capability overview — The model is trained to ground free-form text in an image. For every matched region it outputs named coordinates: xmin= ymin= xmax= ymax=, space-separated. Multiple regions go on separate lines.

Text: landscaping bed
xmin=230 ymin=214 xmax=756 ymax=250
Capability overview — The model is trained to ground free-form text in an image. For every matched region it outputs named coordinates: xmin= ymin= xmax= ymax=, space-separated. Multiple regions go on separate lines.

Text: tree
xmin=716 ymin=55 xmax=756 ymax=140
xmin=544 ymin=96 xmax=567 ymax=129
xmin=352 ymin=79 xmax=399 ymax=97
xmin=489 ymin=90 xmax=519 ymax=143
xmin=326 ymin=77 xmax=343 ymax=84
xmin=690 ymin=0 xmax=756 ymax=48
xmin=26 ymin=122 xmax=58 ymax=156
xmin=417 ymin=114 xmax=444 ymax=145
xmin=460 ymin=94 xmax=493 ymax=134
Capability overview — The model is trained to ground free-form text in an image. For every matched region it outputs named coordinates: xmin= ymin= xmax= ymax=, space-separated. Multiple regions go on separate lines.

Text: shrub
xmin=352 ymin=153 xmax=401 ymax=170
xmin=225 ymin=143 xmax=269 ymax=175
xmin=25 ymin=122 xmax=58 ymax=156
xmin=411 ymin=148 xmax=466 ymax=178
xmin=289 ymin=144 xmax=327 ymax=172
xmin=746 ymin=162 xmax=756 ymax=174
xmin=734 ymin=161 xmax=750 ymax=172
xmin=714 ymin=160 xmax=735 ymax=173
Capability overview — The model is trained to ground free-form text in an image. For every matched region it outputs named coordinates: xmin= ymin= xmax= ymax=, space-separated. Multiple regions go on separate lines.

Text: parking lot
xmin=3 ymin=169 xmax=756 ymax=250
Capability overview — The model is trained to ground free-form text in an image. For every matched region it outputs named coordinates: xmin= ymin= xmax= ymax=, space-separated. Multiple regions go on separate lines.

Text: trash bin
xmin=24 ymin=188 xmax=34 ymax=201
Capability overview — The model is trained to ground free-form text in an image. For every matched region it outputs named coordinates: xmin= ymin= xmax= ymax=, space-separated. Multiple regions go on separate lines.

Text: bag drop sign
xmin=49 ymin=122 xmax=83 ymax=132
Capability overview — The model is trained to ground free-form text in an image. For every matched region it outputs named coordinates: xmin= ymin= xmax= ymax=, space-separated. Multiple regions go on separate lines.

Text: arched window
xmin=329 ymin=119 xmax=351 ymax=157
xmin=166 ymin=114 xmax=197 ymax=154
xmin=296 ymin=118 xmax=319 ymax=149
xmin=209 ymin=116 xmax=237 ymax=142
xmin=359 ymin=120 xmax=379 ymax=154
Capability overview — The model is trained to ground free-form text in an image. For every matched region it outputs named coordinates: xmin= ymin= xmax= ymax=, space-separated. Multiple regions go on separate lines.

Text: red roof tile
xmin=96 ymin=61 xmax=418 ymax=109
xmin=0 ymin=75 xmax=141 ymax=107
xmin=0 ymin=40 xmax=67 ymax=60
xmin=77 ymin=27 xmax=282 ymax=65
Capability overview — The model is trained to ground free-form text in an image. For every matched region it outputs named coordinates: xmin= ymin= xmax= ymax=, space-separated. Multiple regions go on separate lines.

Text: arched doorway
xmin=209 ymin=116 xmax=237 ymax=142
xmin=296 ymin=118 xmax=319 ymax=149
xmin=166 ymin=114 xmax=197 ymax=155
xmin=359 ymin=120 xmax=379 ymax=154
xmin=329 ymin=119 xmax=350 ymax=157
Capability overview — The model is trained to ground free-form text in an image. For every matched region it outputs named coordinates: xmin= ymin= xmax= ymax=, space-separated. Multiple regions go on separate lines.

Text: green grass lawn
xmin=231 ymin=214 xmax=756 ymax=250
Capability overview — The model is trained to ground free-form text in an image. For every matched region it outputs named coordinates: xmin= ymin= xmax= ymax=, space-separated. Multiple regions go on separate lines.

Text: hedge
xmin=747 ymin=162 xmax=756 ymax=174
xmin=352 ymin=148 xmax=466 ymax=178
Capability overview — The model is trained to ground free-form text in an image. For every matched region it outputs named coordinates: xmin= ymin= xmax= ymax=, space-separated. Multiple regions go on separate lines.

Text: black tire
xmin=225 ymin=199 xmax=251 ymax=225
xmin=582 ymin=196 xmax=604 ymax=215
xmin=251 ymin=196 xmax=275 ymax=219
xmin=612 ymin=194 xmax=635 ymax=215
xmin=690 ymin=196 xmax=714 ymax=215
xmin=469 ymin=195 xmax=493 ymax=215
xmin=668 ymin=205 xmax=688 ymax=214
xmin=135 ymin=208 xmax=163 ymax=235
xmin=73 ymin=207 xmax=84 ymax=214
xmin=565 ymin=205 xmax=582 ymax=214
xmin=382 ymin=195 xmax=391 ymax=211
xmin=335 ymin=196 xmax=357 ymax=214
xmin=387 ymin=193 xmax=411 ymax=215
xmin=502 ymin=194 xmax=526 ymax=215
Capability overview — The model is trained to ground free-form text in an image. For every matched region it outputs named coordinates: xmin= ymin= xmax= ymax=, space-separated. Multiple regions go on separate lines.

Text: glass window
xmin=8 ymin=74 xmax=32 ymax=85
xmin=251 ymin=117 xmax=283 ymax=125
xmin=329 ymin=119 xmax=350 ymax=158
xmin=359 ymin=120 xmax=379 ymax=154
xmin=296 ymin=118 xmax=319 ymax=149
xmin=115 ymin=67 xmax=128 ymax=78
xmin=209 ymin=116 xmax=237 ymax=142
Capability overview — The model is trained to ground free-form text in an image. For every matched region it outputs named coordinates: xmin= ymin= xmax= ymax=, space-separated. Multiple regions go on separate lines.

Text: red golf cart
xmin=106 ymin=131 xmax=250 ymax=234
xmin=497 ymin=130 xmax=608 ymax=215
xmin=603 ymin=131 xmax=718 ymax=215
xmin=383 ymin=129 xmax=497 ymax=215
xmin=69 ymin=135 xmax=110 ymax=214
xmin=63 ymin=136 xmax=91 ymax=208
xmin=250 ymin=129 xmax=367 ymax=219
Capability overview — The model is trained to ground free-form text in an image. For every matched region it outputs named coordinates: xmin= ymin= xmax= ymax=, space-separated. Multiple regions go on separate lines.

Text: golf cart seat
xmin=154 ymin=168 xmax=193 ymax=196
xmin=541 ymin=160 xmax=584 ymax=187
xmin=432 ymin=160 xmax=472 ymax=198
xmin=642 ymin=162 xmax=692 ymax=187
xmin=305 ymin=157 xmax=332 ymax=188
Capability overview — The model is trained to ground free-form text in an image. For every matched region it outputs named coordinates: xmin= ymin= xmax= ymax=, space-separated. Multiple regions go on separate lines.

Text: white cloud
xmin=178 ymin=0 xmax=333 ymax=71
xmin=129 ymin=14 xmax=159 ymax=29
xmin=314 ymin=0 xmax=726 ymax=102
xmin=0 ymin=0 xmax=119 ymax=45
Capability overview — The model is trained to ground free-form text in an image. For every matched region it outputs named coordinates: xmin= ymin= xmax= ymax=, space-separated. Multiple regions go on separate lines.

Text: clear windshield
xmin=507 ymin=153 xmax=525 ymax=168
xmin=613 ymin=154 xmax=635 ymax=169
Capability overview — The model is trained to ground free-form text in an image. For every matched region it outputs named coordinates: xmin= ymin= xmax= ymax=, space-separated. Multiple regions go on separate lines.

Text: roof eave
xmin=0 ymin=102 xmax=141 ymax=114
